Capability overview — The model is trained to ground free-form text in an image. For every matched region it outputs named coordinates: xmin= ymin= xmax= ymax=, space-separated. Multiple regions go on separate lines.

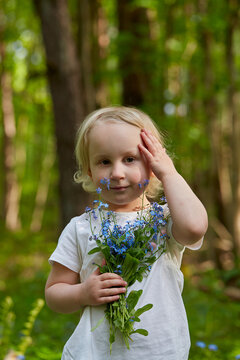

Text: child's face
xmin=88 ymin=121 xmax=151 ymax=212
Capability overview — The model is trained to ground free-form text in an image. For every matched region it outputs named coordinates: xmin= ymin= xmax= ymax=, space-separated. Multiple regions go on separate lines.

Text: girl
xmin=46 ymin=106 xmax=208 ymax=360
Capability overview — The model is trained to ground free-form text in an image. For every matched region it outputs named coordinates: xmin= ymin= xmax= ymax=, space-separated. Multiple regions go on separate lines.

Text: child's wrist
xmin=158 ymin=169 xmax=179 ymax=184
xmin=76 ymin=282 xmax=89 ymax=307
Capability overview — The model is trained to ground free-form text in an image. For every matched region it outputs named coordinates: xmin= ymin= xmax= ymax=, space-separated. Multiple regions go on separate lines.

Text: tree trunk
xmin=77 ymin=0 xmax=96 ymax=114
xmin=34 ymin=0 xmax=89 ymax=227
xmin=30 ymin=139 xmax=55 ymax=232
xmin=196 ymin=0 xmax=230 ymax=268
xmin=117 ymin=0 xmax=153 ymax=106
xmin=0 ymin=41 xmax=21 ymax=230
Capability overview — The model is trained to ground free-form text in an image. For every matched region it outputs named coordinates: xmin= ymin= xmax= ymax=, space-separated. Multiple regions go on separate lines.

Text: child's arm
xmin=45 ymin=262 xmax=127 ymax=313
xmin=139 ymin=129 xmax=208 ymax=247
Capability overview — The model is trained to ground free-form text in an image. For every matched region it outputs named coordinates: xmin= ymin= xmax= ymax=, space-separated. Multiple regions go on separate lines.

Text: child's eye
xmin=125 ymin=157 xmax=135 ymax=163
xmin=100 ymin=159 xmax=110 ymax=165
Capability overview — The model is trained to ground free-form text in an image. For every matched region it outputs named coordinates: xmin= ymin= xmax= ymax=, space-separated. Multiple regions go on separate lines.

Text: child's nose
xmin=110 ymin=163 xmax=125 ymax=180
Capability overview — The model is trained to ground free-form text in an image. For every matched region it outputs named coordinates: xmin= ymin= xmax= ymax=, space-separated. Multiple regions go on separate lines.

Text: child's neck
xmin=105 ymin=196 xmax=150 ymax=213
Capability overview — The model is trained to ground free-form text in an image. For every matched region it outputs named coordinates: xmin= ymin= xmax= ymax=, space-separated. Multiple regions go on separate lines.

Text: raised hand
xmin=82 ymin=267 xmax=127 ymax=306
xmin=138 ymin=128 xmax=176 ymax=181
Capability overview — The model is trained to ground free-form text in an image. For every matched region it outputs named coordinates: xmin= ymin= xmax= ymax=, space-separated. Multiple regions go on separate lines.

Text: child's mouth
xmin=110 ymin=186 xmax=128 ymax=191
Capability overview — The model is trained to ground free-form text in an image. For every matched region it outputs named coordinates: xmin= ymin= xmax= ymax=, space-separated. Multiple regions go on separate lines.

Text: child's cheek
xmin=130 ymin=168 xmax=143 ymax=184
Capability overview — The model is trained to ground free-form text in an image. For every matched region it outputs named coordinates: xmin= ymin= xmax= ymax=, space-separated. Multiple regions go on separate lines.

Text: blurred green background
xmin=0 ymin=0 xmax=240 ymax=359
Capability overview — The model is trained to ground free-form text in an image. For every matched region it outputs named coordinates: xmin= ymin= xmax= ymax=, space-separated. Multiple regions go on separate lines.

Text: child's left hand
xmin=139 ymin=129 xmax=176 ymax=181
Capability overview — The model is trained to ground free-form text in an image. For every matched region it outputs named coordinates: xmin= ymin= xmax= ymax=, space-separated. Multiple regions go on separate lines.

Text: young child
xmin=46 ymin=106 xmax=208 ymax=360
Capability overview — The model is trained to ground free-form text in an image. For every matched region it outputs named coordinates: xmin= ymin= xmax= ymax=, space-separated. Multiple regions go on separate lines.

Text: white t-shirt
xmin=49 ymin=205 xmax=203 ymax=360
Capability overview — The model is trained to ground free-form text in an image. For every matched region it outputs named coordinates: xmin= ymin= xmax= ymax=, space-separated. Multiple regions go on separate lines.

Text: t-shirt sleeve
xmin=167 ymin=217 xmax=204 ymax=250
xmin=49 ymin=217 xmax=82 ymax=273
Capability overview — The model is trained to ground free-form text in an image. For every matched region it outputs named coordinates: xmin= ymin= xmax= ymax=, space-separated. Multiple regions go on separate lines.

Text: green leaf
xmin=126 ymin=290 xmax=143 ymax=313
xmin=135 ymin=273 xmax=143 ymax=282
xmin=109 ymin=331 xmax=115 ymax=345
xmin=131 ymin=316 xmax=140 ymax=322
xmin=88 ymin=247 xmax=100 ymax=255
xmin=122 ymin=253 xmax=140 ymax=282
xmin=131 ymin=328 xmax=148 ymax=336
xmin=113 ymin=318 xmax=122 ymax=328
xmin=134 ymin=303 xmax=153 ymax=317
xmin=91 ymin=316 xmax=105 ymax=332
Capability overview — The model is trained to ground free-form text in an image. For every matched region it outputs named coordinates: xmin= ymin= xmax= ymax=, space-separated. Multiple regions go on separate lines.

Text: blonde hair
xmin=74 ymin=106 xmax=165 ymax=200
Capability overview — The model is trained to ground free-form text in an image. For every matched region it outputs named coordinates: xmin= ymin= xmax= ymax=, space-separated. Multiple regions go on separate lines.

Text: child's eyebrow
xmin=92 ymin=153 xmax=109 ymax=160
xmin=92 ymin=148 xmax=140 ymax=161
xmin=120 ymin=149 xmax=140 ymax=157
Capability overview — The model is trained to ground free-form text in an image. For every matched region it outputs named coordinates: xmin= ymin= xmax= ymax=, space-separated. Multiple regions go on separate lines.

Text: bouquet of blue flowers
xmin=87 ymin=183 xmax=168 ymax=351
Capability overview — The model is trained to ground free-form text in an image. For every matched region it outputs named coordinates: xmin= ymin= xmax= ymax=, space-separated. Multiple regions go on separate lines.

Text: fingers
xmin=139 ymin=129 xmax=174 ymax=180
xmin=87 ymin=273 xmax=127 ymax=305
xmin=100 ymin=286 xmax=126 ymax=296
xmin=140 ymin=129 xmax=165 ymax=153
xmin=99 ymin=272 xmax=125 ymax=282
xmin=97 ymin=281 xmax=127 ymax=304
xmin=98 ymin=294 xmax=122 ymax=304
xmin=100 ymin=277 xmax=127 ymax=289
xmin=85 ymin=264 xmax=129 ymax=305
xmin=139 ymin=128 xmax=168 ymax=168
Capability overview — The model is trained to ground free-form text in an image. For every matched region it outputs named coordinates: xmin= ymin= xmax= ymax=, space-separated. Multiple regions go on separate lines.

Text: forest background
xmin=0 ymin=0 xmax=240 ymax=359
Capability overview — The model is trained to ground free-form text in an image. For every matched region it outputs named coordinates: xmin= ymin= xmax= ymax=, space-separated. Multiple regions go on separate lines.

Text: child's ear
xmin=149 ymin=169 xmax=154 ymax=178
xmin=149 ymin=170 xmax=156 ymax=180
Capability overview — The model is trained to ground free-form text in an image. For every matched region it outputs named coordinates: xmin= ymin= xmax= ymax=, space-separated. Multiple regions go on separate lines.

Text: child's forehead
xmin=88 ymin=120 xmax=142 ymax=153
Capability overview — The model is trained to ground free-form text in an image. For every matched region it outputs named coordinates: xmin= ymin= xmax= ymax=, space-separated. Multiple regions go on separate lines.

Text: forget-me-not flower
xmin=208 ymin=344 xmax=218 ymax=351
xmin=196 ymin=341 xmax=206 ymax=348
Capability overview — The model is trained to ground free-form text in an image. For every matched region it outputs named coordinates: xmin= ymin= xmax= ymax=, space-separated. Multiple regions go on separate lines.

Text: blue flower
xmin=235 ymin=355 xmax=240 ymax=359
xmin=98 ymin=201 xmax=109 ymax=210
xmin=208 ymin=344 xmax=218 ymax=351
xmin=196 ymin=341 xmax=206 ymax=348
xmin=85 ymin=206 xmax=91 ymax=213
xmin=114 ymin=264 xmax=122 ymax=274
xmin=114 ymin=269 xmax=122 ymax=274
xmin=96 ymin=187 xmax=102 ymax=194
xmin=143 ymin=179 xmax=149 ymax=186
xmin=100 ymin=177 xmax=110 ymax=190
xmin=92 ymin=209 xmax=98 ymax=220
xmin=17 ymin=356 xmax=25 ymax=360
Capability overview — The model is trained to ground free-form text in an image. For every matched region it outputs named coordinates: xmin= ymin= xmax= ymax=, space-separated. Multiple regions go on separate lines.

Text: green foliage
xmin=183 ymin=269 xmax=240 ymax=359
xmin=0 ymin=296 xmax=44 ymax=359
xmin=0 ymin=297 xmax=15 ymax=358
